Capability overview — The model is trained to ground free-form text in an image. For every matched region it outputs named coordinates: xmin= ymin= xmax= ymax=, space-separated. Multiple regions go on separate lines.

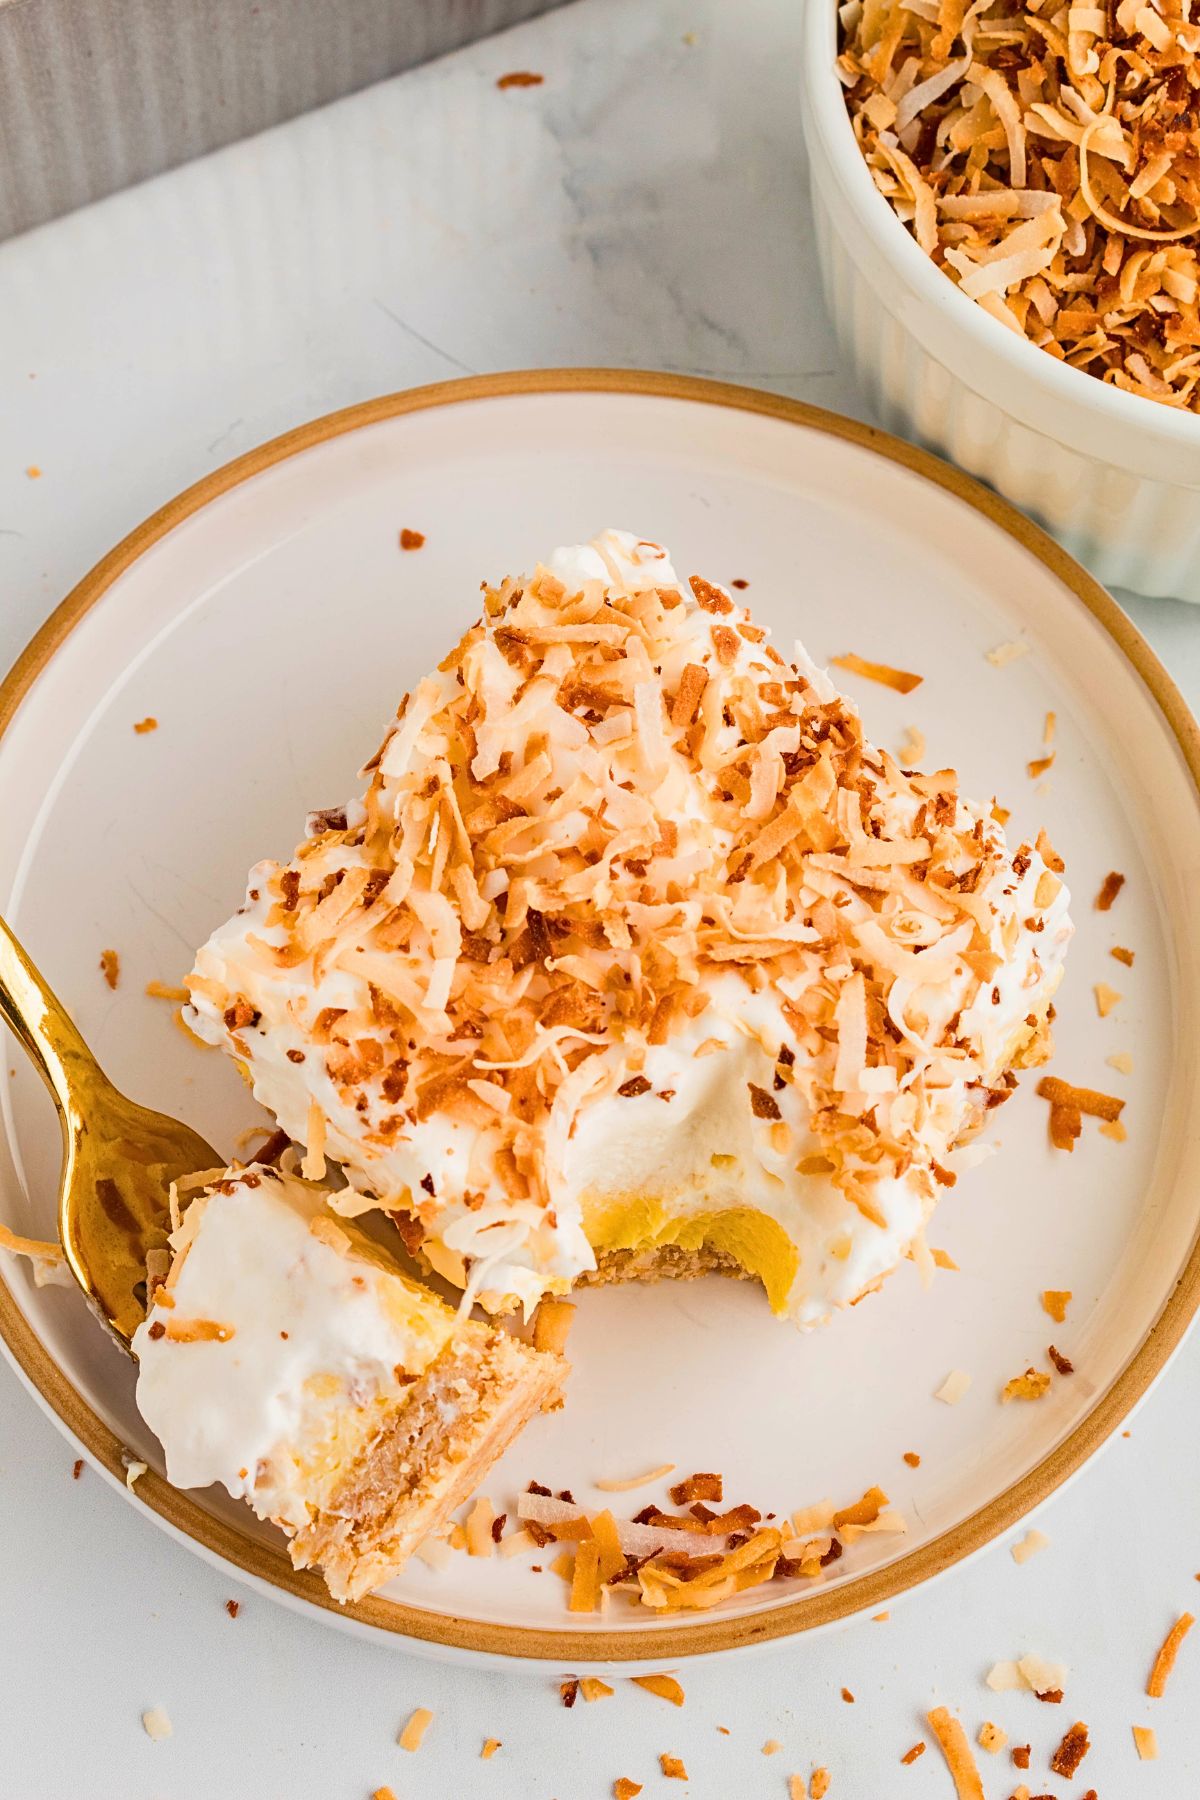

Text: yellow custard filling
xmin=581 ymin=1193 xmax=800 ymax=1316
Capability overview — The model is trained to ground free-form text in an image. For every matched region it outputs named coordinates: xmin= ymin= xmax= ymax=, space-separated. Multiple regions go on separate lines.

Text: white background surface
xmin=0 ymin=0 xmax=1198 ymax=1795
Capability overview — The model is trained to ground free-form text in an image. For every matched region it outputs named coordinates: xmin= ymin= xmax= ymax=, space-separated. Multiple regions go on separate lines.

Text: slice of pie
xmin=132 ymin=1163 xmax=565 ymax=1601
xmin=184 ymin=530 xmax=1072 ymax=1327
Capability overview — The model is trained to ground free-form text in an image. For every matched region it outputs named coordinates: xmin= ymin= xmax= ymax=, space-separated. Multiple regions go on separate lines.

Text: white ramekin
xmin=800 ymin=0 xmax=1200 ymax=602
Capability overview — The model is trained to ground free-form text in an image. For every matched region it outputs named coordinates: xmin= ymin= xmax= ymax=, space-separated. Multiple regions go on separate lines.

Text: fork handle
xmin=0 ymin=913 xmax=95 ymax=1114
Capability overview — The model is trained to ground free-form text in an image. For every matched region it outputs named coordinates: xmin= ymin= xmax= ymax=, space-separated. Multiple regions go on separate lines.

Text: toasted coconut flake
xmin=1132 ymin=1724 xmax=1159 ymax=1760
xmin=1012 ymin=1529 xmax=1050 ymax=1565
xmin=613 ymin=1781 xmax=642 ymax=1799
xmin=145 ymin=979 xmax=189 ymax=1001
xmin=466 ymin=1495 xmax=496 ymax=1558
xmin=898 ymin=724 xmax=926 ymax=764
xmin=788 ymin=1780 xmax=806 ymax=1800
xmin=398 ymin=1707 xmax=434 ymax=1752
xmin=1096 ymin=872 xmax=1126 ymax=911
xmin=569 ymin=1538 xmax=602 ymax=1612
xmin=300 ymin=1098 xmax=326 ymax=1181
xmin=830 ymin=652 xmax=923 ymax=694
xmin=935 ymin=1369 xmax=971 ymax=1405
xmin=1050 ymin=1720 xmax=1090 ymax=1777
xmin=1042 ymin=1289 xmax=1072 ymax=1323
xmin=977 ymin=1721 xmax=1007 ymax=1754
xmin=1018 ymin=1652 xmax=1068 ymax=1697
xmin=1094 ymin=981 xmax=1122 ymax=1017
xmin=531 ymin=1296 xmax=575 ymax=1355
xmin=985 ymin=640 xmax=1029 ymax=668
xmin=596 ymin=1464 xmax=677 ymax=1493
xmin=1037 ymin=1076 xmax=1124 ymax=1121
xmin=481 ymin=1737 xmax=501 ymax=1759
xmin=142 ymin=1706 xmax=173 ymax=1741
xmin=99 ymin=947 xmax=120 ymax=989
xmin=926 ymin=1707 xmax=985 ymax=1800
xmin=579 ymin=1677 xmax=614 ymax=1702
xmin=1002 ymin=1368 xmax=1052 ymax=1403
xmin=900 ymin=1742 xmax=925 ymax=1764
xmin=0 ymin=1221 xmax=67 ymax=1279
xmin=811 ymin=1771 xmax=831 ymax=1799
xmin=1100 ymin=1117 xmax=1128 ymax=1141
xmin=1147 ymin=1612 xmax=1195 ymax=1697
xmin=631 ymin=1675 xmax=685 ymax=1707
xmin=660 ymin=1754 xmax=688 ymax=1780
xmin=763 ymin=1739 xmax=782 ymax=1755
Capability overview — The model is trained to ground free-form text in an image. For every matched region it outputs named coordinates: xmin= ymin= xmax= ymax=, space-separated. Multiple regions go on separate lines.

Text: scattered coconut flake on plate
xmin=829 ymin=651 xmax=923 ymax=693
xmin=985 ymin=641 xmax=1029 ymax=668
xmin=631 ymin=1675 xmax=685 ymax=1707
xmin=1042 ymin=1289 xmax=1072 ymax=1323
xmin=594 ymin=1463 xmax=676 ymax=1493
xmin=898 ymin=724 xmax=926 ymax=765
xmin=1094 ymin=982 xmax=1122 ymax=1017
xmin=1107 ymin=1051 xmax=1134 ymax=1075
xmin=935 ymin=1369 xmax=971 ymax=1405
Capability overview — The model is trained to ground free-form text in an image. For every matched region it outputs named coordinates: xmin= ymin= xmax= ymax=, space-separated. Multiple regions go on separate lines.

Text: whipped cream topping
xmin=185 ymin=531 xmax=1072 ymax=1325
xmin=133 ymin=1167 xmax=455 ymax=1525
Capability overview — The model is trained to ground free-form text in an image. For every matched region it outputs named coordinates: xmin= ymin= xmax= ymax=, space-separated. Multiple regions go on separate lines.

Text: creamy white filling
xmin=185 ymin=531 xmax=1073 ymax=1328
xmin=132 ymin=1169 xmax=455 ymax=1525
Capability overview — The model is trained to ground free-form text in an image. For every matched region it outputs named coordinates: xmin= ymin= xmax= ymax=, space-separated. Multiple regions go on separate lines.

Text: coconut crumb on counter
xmin=579 ymin=1678 xmax=613 ymax=1702
xmin=372 ymin=1789 xmax=398 ymax=1800
xmin=1012 ymin=1529 xmax=1050 ymax=1565
xmin=99 ymin=948 xmax=120 ymax=989
xmin=902 ymin=1451 xmax=921 ymax=1468
xmin=225 ymin=1599 xmax=239 ymax=1618
xmin=399 ymin=528 xmax=426 ymax=550
xmin=659 ymin=1753 xmax=688 ymax=1779
xmin=631 ymin=1675 xmax=685 ymax=1706
xmin=1096 ymin=873 xmax=1126 ymax=912
xmin=1002 ymin=1368 xmax=1052 ymax=1403
xmin=830 ymin=651 xmax=923 ymax=693
xmin=763 ymin=1738 xmax=783 ymax=1755
xmin=397 ymin=1707 xmax=433 ymax=1751
xmin=1133 ymin=1724 xmax=1159 ymax=1760
xmin=133 ymin=716 xmax=158 ymax=734
xmin=901 ymin=1742 xmax=926 ymax=1764
xmin=1050 ymin=1721 xmax=1091 ymax=1778
xmin=927 ymin=1707 xmax=985 ymax=1800
xmin=72 ymin=1458 xmax=83 ymax=1479
xmin=841 ymin=1687 xmax=855 ymax=1704
xmin=788 ymin=1779 xmax=806 ymax=1800
xmin=935 ymin=1369 xmax=971 ymax=1405
xmin=978 ymin=1721 xmax=1007 ymax=1754
xmin=1147 ymin=1612 xmax=1195 ymax=1697
xmin=496 ymin=69 xmax=544 ymax=88
xmin=613 ymin=1781 xmax=642 ymax=1800
xmin=810 ymin=1769 xmax=831 ymax=1799
xmin=141 ymin=1706 xmax=172 ymax=1742
xmin=480 ymin=1738 xmax=501 ymax=1759
xmin=595 ymin=1464 xmax=676 ymax=1493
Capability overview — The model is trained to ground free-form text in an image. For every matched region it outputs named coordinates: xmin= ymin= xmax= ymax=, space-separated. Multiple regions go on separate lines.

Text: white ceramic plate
xmin=1 ymin=373 xmax=1198 ymax=1669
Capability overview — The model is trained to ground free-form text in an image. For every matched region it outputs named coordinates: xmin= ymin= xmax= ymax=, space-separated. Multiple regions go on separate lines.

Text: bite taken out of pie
xmin=185 ymin=530 xmax=1072 ymax=1328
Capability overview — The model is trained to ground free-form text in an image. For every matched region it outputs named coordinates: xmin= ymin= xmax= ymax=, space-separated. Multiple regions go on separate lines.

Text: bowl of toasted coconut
xmin=802 ymin=0 xmax=1200 ymax=602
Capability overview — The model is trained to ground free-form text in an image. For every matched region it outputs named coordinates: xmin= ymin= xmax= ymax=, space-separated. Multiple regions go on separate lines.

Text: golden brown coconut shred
xmin=838 ymin=0 xmax=1200 ymax=410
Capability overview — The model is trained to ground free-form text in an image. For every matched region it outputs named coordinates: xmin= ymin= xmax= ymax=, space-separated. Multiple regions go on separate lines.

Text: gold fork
xmin=0 ymin=914 xmax=220 ymax=1348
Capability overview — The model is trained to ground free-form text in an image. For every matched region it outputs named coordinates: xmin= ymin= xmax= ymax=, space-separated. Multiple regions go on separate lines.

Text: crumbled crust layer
xmin=292 ymin=1329 xmax=565 ymax=1603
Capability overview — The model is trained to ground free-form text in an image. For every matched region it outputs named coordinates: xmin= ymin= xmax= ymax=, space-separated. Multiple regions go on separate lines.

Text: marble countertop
xmin=0 ymin=0 xmax=1197 ymax=1794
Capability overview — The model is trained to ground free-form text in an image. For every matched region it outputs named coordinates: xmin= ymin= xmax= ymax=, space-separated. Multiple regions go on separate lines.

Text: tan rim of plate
xmin=2 ymin=371 xmax=1199 ymax=1661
